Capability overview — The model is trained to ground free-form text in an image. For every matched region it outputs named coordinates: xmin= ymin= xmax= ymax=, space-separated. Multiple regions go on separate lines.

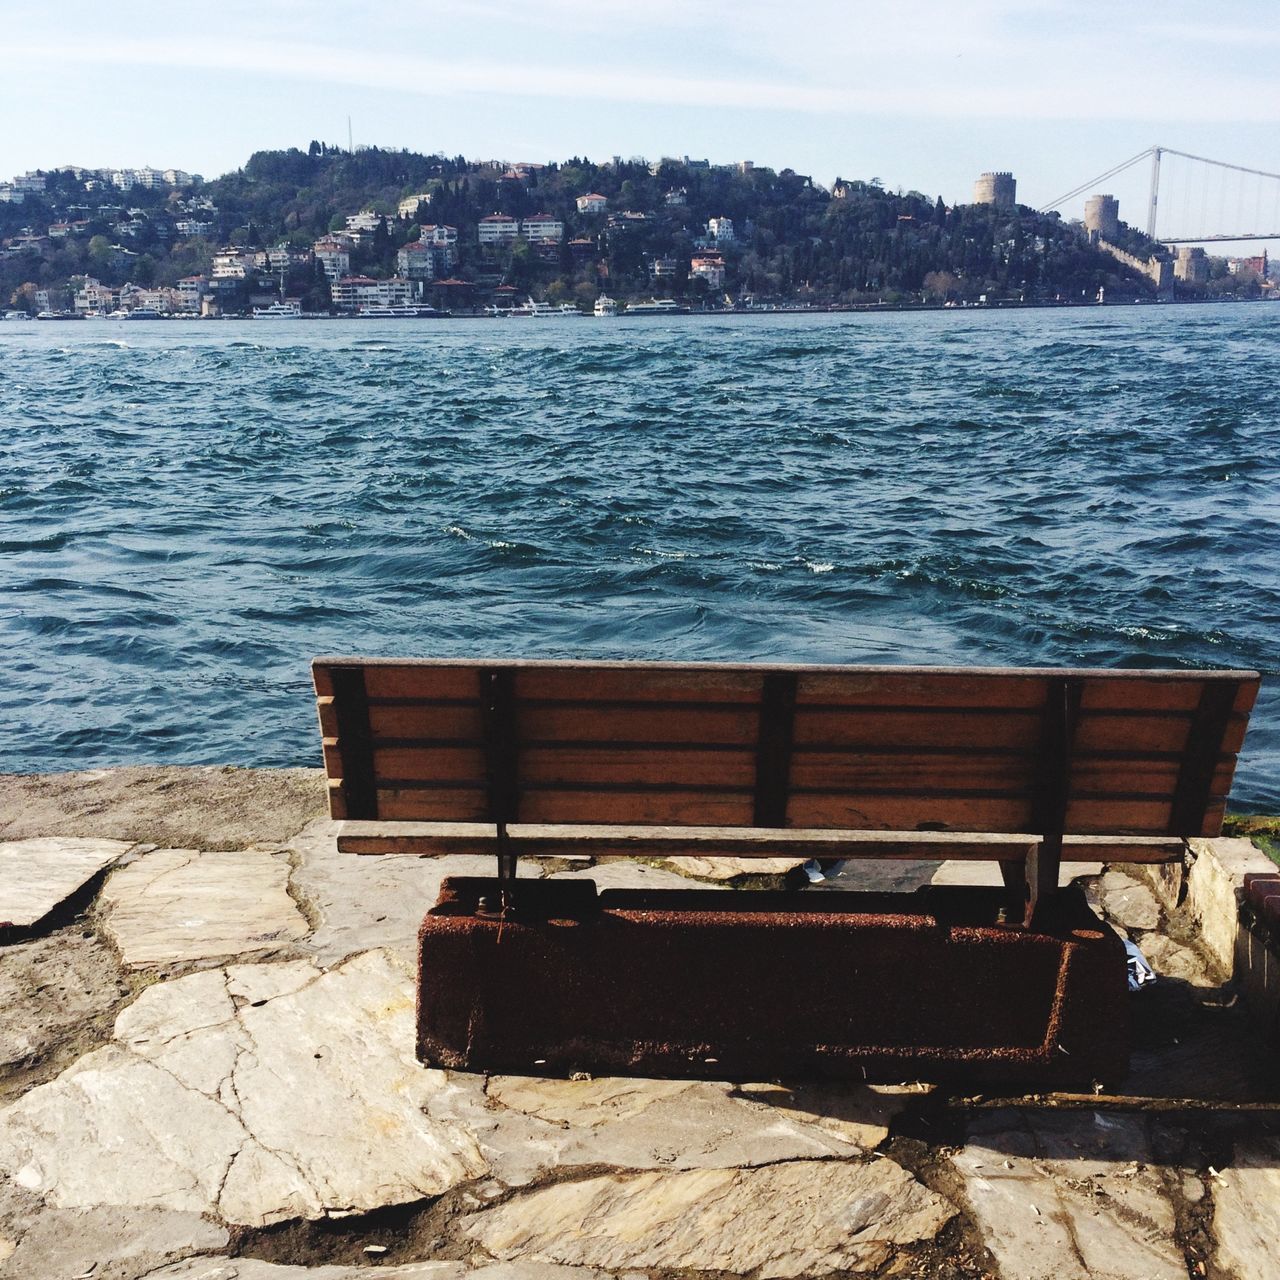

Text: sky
xmin=3 ymin=0 xmax=1279 ymax=242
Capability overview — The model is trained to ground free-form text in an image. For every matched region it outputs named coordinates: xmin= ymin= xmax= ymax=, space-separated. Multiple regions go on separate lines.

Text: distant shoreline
xmin=11 ymin=294 xmax=1277 ymax=325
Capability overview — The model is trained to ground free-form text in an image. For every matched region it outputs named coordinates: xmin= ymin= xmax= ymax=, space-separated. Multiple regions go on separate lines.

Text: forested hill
xmin=1 ymin=143 xmax=1197 ymax=310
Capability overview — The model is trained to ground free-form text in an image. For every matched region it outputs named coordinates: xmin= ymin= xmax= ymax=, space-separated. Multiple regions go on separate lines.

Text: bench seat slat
xmin=336 ymin=819 xmax=1186 ymax=863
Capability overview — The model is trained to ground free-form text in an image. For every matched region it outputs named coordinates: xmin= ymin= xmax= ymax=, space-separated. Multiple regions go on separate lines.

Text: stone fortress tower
xmin=1084 ymin=194 xmax=1120 ymax=241
xmin=972 ymin=171 xmax=1016 ymax=209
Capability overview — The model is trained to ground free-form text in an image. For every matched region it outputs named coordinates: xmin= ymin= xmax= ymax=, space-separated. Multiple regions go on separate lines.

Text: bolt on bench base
xmin=418 ymin=879 xmax=1129 ymax=1087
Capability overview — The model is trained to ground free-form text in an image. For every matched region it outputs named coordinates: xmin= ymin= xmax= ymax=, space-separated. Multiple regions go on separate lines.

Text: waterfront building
xmin=1083 ymin=194 xmax=1120 ymax=241
xmin=521 ymin=213 xmax=564 ymax=242
xmin=330 ymin=275 xmax=415 ymax=310
xmin=174 ymin=276 xmax=208 ymax=312
xmin=312 ymin=238 xmax=351 ymax=280
xmin=575 ymin=193 xmax=608 ymax=214
xmin=478 ymin=214 xmax=520 ymax=245
xmin=73 ymin=277 xmax=115 ymax=314
xmin=1228 ymin=253 xmax=1268 ymax=278
xmin=973 ymin=171 xmax=1017 ymax=209
xmin=691 ymin=255 xmax=726 ymax=288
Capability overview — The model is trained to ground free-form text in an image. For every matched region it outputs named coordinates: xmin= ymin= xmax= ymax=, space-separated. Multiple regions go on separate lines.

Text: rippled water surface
xmin=2 ymin=307 xmax=1278 ymax=807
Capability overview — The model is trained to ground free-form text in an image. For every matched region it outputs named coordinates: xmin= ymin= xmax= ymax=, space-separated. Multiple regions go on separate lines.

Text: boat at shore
xmin=356 ymin=305 xmax=445 ymax=318
xmin=623 ymin=298 xmax=687 ymax=316
xmin=3 ymin=310 xmax=33 ymax=321
xmin=253 ymin=300 xmax=303 ymax=319
xmin=593 ymin=295 xmax=618 ymax=317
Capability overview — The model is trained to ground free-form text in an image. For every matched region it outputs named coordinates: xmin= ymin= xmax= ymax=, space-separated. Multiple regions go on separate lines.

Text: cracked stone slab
xmin=950 ymin=1109 xmax=1185 ymax=1280
xmin=462 ymin=1159 xmax=954 ymax=1276
xmin=1212 ymin=1135 xmax=1280 ymax=1280
xmin=548 ymin=861 xmax=726 ymax=891
xmin=0 ymin=838 xmax=133 ymax=929
xmin=0 ymin=951 xmax=486 ymax=1227
xmin=661 ymin=855 xmax=806 ymax=881
xmin=98 ymin=848 xmax=309 ymax=967
xmin=430 ymin=1074 xmax=868 ymax=1185
xmin=1097 ymin=872 xmax=1162 ymax=933
xmin=142 ymin=1264 xmax=609 ymax=1280
xmin=289 ymin=820 xmax=539 ymax=966
xmin=929 ymin=861 xmax=1103 ymax=887
xmin=0 ymin=1205 xmax=228 ymax=1280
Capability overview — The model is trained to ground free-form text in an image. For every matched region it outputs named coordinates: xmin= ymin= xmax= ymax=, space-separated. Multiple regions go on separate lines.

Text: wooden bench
xmin=312 ymin=658 xmax=1260 ymax=1082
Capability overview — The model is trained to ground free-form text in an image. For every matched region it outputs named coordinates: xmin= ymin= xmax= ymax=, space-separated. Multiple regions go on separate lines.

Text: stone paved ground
xmin=1 ymin=767 xmax=1278 ymax=1280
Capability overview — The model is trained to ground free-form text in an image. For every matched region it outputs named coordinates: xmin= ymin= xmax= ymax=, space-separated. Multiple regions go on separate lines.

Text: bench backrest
xmin=312 ymin=660 xmax=1259 ymax=839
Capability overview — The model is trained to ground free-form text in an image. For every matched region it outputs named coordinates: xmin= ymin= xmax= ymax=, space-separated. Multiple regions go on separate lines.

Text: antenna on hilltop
xmin=348 ymin=116 xmax=353 ymax=154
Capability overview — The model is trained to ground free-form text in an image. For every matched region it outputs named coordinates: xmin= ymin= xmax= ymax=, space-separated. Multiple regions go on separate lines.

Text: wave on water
xmin=2 ymin=306 xmax=1279 ymax=807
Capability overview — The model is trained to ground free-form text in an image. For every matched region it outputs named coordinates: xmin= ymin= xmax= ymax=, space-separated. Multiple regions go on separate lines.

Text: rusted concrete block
xmin=418 ymin=880 xmax=1128 ymax=1086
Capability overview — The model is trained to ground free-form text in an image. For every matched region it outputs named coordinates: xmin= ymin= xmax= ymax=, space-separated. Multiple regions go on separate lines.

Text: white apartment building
xmin=521 ymin=213 xmax=564 ymax=242
xmin=73 ymin=277 xmax=115 ymax=314
xmin=163 ymin=169 xmax=195 ymax=186
xmin=176 ymin=219 xmax=213 ymax=238
xmin=0 ymin=185 xmax=24 ymax=203
xmin=478 ymin=214 xmax=520 ymax=245
xmin=330 ymin=276 xmax=415 ymax=310
xmin=649 ymin=257 xmax=678 ymax=278
xmin=345 ymin=210 xmax=383 ymax=234
xmin=211 ymin=250 xmax=253 ymax=280
xmin=397 ymin=242 xmax=435 ymax=281
xmin=690 ymin=256 xmax=726 ymax=288
xmin=312 ymin=239 xmax=351 ymax=280
xmin=12 ymin=172 xmax=46 ymax=193
xmin=175 ymin=276 xmax=208 ymax=312
xmin=575 ymin=193 xmax=608 ymax=214
xmin=707 ymin=217 xmax=736 ymax=245
xmin=398 ymin=192 xmax=433 ymax=218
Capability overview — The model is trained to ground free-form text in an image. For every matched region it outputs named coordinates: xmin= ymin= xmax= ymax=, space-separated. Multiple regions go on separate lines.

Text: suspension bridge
xmin=1041 ymin=145 xmax=1280 ymax=246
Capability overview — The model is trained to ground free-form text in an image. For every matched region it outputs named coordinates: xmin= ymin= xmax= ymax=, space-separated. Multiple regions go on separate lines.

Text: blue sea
xmin=2 ymin=306 xmax=1278 ymax=809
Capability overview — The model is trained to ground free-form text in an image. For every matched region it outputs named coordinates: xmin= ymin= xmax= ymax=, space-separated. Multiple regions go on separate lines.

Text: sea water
xmin=2 ymin=305 xmax=1278 ymax=809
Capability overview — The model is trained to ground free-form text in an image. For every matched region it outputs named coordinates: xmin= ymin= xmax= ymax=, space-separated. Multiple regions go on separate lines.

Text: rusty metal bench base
xmin=418 ymin=879 xmax=1129 ymax=1086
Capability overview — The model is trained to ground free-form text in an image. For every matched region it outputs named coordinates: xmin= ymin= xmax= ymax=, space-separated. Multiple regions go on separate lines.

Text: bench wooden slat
xmin=335 ymin=819 xmax=1187 ymax=863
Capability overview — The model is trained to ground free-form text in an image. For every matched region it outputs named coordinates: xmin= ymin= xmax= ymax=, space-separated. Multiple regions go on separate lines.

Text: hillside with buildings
xmin=0 ymin=148 xmax=1271 ymax=316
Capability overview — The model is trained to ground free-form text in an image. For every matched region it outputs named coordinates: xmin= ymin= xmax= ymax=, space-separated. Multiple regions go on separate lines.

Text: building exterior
xmin=1174 ymin=245 xmax=1210 ymax=284
xmin=690 ymin=255 xmax=725 ymax=288
xmin=1084 ymin=194 xmax=1120 ymax=241
xmin=664 ymin=188 xmax=687 ymax=207
xmin=397 ymin=241 xmax=436 ymax=281
xmin=0 ymin=185 xmax=24 ymax=203
xmin=417 ymin=224 xmax=458 ymax=272
xmin=649 ymin=257 xmax=678 ymax=278
xmin=175 ymin=276 xmax=208 ymax=312
xmin=73 ymin=277 xmax=115 ymax=314
xmin=576 ymin=193 xmax=608 ymax=214
xmin=12 ymin=172 xmax=47 ymax=193
xmin=211 ymin=250 xmax=254 ymax=280
xmin=707 ymin=217 xmax=736 ymax=245
xmin=330 ymin=276 xmax=415 ymax=310
xmin=972 ymin=172 xmax=1017 ymax=209
xmin=521 ymin=214 xmax=564 ymax=242
xmin=1228 ymin=253 xmax=1268 ymax=278
xmin=345 ymin=211 xmax=383 ymax=234
xmin=398 ymin=193 xmax=433 ymax=218
xmin=175 ymin=219 xmax=214 ymax=238
xmin=478 ymin=214 xmax=520 ymax=245
xmin=312 ymin=238 xmax=351 ymax=280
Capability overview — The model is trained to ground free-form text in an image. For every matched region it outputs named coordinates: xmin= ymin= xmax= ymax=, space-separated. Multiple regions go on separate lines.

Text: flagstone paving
xmin=0 ymin=767 xmax=1278 ymax=1280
